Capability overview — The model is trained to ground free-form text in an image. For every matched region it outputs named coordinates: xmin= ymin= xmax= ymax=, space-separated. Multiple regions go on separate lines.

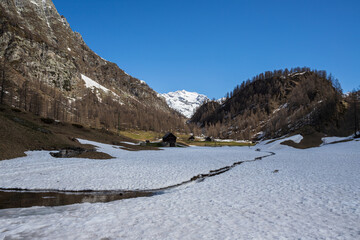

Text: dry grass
xmin=76 ymin=151 xmax=113 ymax=160
xmin=119 ymin=130 xmax=162 ymax=141
xmin=0 ymin=105 xmax=159 ymax=160
xmin=281 ymin=132 xmax=325 ymax=149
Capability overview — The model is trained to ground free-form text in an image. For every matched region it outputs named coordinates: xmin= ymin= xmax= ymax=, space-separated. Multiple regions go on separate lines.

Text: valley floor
xmin=0 ymin=137 xmax=359 ymax=239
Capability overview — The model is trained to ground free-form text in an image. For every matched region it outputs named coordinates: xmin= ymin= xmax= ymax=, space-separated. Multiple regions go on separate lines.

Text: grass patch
xmin=76 ymin=151 xmax=113 ymax=160
xmin=119 ymin=130 xmax=162 ymax=141
xmin=144 ymin=142 xmax=164 ymax=147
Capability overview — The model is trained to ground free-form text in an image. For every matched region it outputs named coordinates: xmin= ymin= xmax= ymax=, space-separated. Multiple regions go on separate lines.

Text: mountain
xmin=190 ymin=67 xmax=351 ymax=140
xmin=160 ymin=90 xmax=209 ymax=118
xmin=0 ymin=0 xmax=185 ymax=132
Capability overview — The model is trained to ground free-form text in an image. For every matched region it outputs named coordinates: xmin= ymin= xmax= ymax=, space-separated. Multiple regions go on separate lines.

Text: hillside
xmin=190 ymin=67 xmax=355 ymax=140
xmin=0 ymin=105 xmax=163 ymax=160
xmin=0 ymin=0 xmax=185 ymax=132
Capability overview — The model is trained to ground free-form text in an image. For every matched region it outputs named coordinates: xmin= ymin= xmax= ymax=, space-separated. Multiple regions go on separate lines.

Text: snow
xmin=322 ymin=136 xmax=352 ymax=144
xmin=254 ymin=131 xmax=265 ymax=139
xmin=81 ymin=74 xmax=110 ymax=93
xmin=287 ymin=134 xmax=303 ymax=143
xmin=81 ymin=74 xmax=123 ymax=104
xmin=0 ymin=139 xmax=264 ymax=191
xmin=30 ymin=0 xmax=39 ymax=6
xmin=213 ymin=138 xmax=250 ymax=143
xmin=272 ymin=103 xmax=288 ymax=114
xmin=161 ymin=90 xmax=209 ymax=118
xmin=120 ymin=141 xmax=139 ymax=146
xmin=289 ymin=71 xmax=307 ymax=77
xmin=258 ymin=134 xmax=304 ymax=150
xmin=0 ymin=138 xmax=359 ymax=239
xmin=217 ymin=97 xmax=226 ymax=103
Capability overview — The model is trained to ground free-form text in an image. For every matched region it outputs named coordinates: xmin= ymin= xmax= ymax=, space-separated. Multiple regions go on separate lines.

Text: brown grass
xmin=76 ymin=151 xmax=113 ymax=160
xmin=281 ymin=131 xmax=325 ymax=149
xmin=0 ymin=105 xmax=159 ymax=160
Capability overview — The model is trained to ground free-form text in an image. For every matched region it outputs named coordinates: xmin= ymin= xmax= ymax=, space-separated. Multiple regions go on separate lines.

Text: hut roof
xmin=163 ymin=132 xmax=177 ymax=141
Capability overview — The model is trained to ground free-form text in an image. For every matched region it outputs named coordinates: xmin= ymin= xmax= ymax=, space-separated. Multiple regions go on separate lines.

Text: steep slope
xmin=161 ymin=90 xmax=209 ymax=118
xmin=190 ymin=68 xmax=346 ymax=139
xmin=0 ymin=0 xmax=185 ymax=131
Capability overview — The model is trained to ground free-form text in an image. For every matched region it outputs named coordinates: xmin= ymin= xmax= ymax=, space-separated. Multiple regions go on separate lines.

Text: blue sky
xmin=53 ymin=0 xmax=360 ymax=99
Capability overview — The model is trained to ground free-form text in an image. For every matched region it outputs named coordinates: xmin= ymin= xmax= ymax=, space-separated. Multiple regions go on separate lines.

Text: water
xmin=0 ymin=151 xmax=274 ymax=209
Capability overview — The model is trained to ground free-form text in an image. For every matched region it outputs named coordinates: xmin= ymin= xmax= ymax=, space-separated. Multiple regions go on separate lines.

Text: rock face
xmin=161 ymin=90 xmax=209 ymax=118
xmin=0 ymin=0 xmax=184 ymax=130
xmin=50 ymin=147 xmax=91 ymax=158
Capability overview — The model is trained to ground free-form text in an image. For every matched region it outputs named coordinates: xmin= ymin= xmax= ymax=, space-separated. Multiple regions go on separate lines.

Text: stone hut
xmin=162 ymin=132 xmax=177 ymax=147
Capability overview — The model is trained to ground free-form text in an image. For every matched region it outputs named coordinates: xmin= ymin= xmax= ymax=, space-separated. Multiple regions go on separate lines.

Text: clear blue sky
xmin=53 ymin=0 xmax=360 ymax=99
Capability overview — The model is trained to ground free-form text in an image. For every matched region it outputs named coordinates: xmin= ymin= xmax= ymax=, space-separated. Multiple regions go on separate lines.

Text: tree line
xmin=0 ymin=56 xmax=186 ymax=133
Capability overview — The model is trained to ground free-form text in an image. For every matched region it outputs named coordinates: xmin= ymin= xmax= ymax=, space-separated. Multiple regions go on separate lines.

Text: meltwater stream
xmin=0 ymin=151 xmax=275 ymax=209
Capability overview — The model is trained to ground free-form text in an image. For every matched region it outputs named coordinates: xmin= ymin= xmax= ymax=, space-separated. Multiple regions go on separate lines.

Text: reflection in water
xmin=0 ymin=190 xmax=154 ymax=209
xmin=0 ymin=151 xmax=275 ymax=209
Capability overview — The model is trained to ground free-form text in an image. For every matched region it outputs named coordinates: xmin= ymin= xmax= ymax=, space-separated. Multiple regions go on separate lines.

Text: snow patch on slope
xmin=81 ymin=74 xmax=110 ymax=93
xmin=81 ymin=74 xmax=123 ymax=104
xmin=161 ymin=90 xmax=209 ymax=118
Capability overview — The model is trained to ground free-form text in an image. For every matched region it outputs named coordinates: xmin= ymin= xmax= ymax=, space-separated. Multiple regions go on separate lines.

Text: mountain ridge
xmin=0 ymin=0 xmax=185 ymax=132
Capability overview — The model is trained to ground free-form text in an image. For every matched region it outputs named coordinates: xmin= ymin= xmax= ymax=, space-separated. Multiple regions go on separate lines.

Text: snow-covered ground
xmin=1 ymin=137 xmax=359 ymax=239
xmin=0 ymin=139 xmax=264 ymax=191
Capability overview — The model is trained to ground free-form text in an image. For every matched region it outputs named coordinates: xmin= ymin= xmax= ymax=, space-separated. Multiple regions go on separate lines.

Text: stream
xmin=0 ymin=151 xmax=275 ymax=209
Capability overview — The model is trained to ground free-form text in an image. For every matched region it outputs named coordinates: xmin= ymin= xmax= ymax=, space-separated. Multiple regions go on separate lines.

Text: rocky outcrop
xmin=50 ymin=147 xmax=92 ymax=158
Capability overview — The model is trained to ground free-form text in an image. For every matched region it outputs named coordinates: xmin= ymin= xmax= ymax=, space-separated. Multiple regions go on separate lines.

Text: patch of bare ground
xmin=281 ymin=131 xmax=325 ymax=149
xmin=75 ymin=151 xmax=113 ymax=160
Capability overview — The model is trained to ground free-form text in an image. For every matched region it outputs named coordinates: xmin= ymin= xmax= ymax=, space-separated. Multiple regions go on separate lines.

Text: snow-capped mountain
xmin=161 ymin=90 xmax=209 ymax=118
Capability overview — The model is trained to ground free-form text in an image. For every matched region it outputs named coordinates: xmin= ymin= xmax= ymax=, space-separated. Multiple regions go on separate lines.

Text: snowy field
xmin=0 ymin=139 xmax=264 ymax=190
xmin=1 ymin=137 xmax=360 ymax=239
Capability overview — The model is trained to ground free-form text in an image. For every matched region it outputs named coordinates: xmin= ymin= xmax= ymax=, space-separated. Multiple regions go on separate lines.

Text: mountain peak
xmin=161 ymin=90 xmax=209 ymax=118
